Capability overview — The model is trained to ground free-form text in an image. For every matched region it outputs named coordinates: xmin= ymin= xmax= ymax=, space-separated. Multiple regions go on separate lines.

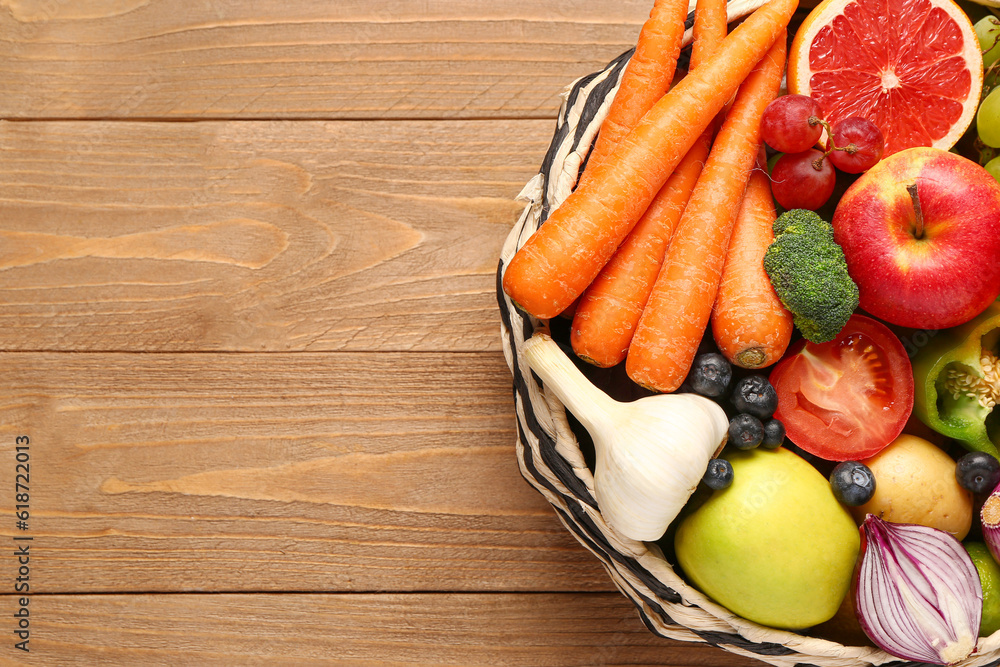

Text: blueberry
xmin=956 ymin=451 xmax=1000 ymax=495
xmin=728 ymin=413 xmax=764 ymax=450
xmin=730 ymin=375 xmax=778 ymax=419
xmin=703 ymin=458 xmax=734 ymax=490
xmin=687 ymin=353 xmax=732 ymax=398
xmin=829 ymin=461 xmax=876 ymax=507
xmin=762 ymin=419 xmax=785 ymax=449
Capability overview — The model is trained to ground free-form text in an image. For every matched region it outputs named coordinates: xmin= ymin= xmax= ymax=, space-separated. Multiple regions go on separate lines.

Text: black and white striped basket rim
xmin=495 ymin=1 xmax=1000 ymax=664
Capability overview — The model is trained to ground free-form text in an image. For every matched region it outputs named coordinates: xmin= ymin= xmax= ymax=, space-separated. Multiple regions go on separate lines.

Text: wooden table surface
xmin=0 ymin=2 xmax=764 ymax=664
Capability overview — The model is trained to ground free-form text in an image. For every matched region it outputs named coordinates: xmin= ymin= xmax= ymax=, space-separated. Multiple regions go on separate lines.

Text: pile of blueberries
xmin=686 ymin=353 xmax=785 ymax=491
xmin=686 ymin=352 xmax=1000 ymax=508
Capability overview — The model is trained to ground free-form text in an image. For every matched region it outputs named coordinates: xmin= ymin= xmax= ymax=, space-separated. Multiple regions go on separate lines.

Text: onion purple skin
xmin=854 ymin=515 xmax=983 ymax=665
xmin=982 ymin=482 xmax=1000 ymax=565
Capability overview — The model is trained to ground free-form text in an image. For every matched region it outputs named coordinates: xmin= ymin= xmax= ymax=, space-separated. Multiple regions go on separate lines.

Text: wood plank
xmin=0 ymin=593 xmax=763 ymax=666
xmin=0 ymin=118 xmax=548 ymax=352
xmin=0 ymin=351 xmax=617 ymax=593
xmin=0 ymin=1 xmax=651 ymax=120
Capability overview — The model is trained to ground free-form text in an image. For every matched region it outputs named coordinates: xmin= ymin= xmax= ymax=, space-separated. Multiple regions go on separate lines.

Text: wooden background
xmin=0 ymin=1 xmax=763 ymax=664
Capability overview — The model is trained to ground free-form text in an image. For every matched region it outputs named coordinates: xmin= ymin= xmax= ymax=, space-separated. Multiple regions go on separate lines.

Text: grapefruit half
xmin=788 ymin=0 xmax=983 ymax=156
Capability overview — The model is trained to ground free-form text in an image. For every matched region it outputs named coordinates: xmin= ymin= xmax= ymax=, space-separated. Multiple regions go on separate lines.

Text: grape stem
xmin=907 ymin=183 xmax=925 ymax=240
xmin=813 ymin=117 xmax=857 ymax=156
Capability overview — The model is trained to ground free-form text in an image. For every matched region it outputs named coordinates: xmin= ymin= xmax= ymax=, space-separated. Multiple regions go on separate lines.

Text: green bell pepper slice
xmin=912 ymin=300 xmax=1000 ymax=458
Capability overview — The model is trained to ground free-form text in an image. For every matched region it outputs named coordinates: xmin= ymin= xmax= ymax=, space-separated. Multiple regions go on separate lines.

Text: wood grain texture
xmin=0 ymin=593 xmax=762 ymax=666
xmin=0 ymin=350 xmax=616 ymax=593
xmin=0 ymin=4 xmax=805 ymax=662
xmin=0 ymin=118 xmax=549 ymax=353
xmin=0 ymin=0 xmax=650 ymax=120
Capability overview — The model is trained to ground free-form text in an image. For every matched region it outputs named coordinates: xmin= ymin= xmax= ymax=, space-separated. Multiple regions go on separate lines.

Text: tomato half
xmin=768 ymin=315 xmax=914 ymax=461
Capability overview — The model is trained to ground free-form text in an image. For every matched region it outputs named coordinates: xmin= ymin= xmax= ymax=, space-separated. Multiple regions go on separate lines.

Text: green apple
xmin=674 ymin=447 xmax=860 ymax=629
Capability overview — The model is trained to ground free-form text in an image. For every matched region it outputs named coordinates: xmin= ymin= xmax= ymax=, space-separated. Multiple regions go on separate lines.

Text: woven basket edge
xmin=494 ymin=7 xmax=1000 ymax=665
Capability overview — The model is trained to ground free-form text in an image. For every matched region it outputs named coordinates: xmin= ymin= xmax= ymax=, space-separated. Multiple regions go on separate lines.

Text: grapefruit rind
xmin=788 ymin=0 xmax=983 ymax=156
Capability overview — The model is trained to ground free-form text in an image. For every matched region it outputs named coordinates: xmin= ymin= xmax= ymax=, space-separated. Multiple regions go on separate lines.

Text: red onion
xmin=982 ymin=484 xmax=1000 ymax=564
xmin=855 ymin=515 xmax=982 ymax=665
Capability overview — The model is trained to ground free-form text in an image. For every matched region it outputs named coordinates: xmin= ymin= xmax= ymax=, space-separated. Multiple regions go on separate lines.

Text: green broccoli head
xmin=763 ymin=209 xmax=859 ymax=343
xmin=771 ymin=208 xmax=825 ymax=236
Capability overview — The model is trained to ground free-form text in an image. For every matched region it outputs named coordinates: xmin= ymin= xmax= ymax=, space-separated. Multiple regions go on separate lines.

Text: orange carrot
xmin=691 ymin=0 xmax=729 ymax=67
xmin=692 ymin=0 xmax=732 ymax=129
xmin=580 ymin=0 xmax=690 ymax=183
xmin=570 ymin=140 xmax=709 ymax=366
xmin=501 ymin=0 xmax=797 ymax=320
xmin=556 ymin=296 xmax=581 ymax=320
xmin=569 ymin=0 xmax=728 ymax=367
xmin=626 ymin=32 xmax=787 ymax=393
xmin=559 ymin=0 xmax=690 ymax=325
xmin=711 ymin=149 xmax=794 ymax=368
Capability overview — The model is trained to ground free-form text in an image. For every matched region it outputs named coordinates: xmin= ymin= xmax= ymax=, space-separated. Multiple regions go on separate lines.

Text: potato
xmin=850 ymin=434 xmax=972 ymax=540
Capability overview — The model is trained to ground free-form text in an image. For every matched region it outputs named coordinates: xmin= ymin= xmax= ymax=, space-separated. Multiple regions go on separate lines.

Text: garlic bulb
xmin=522 ymin=332 xmax=729 ymax=541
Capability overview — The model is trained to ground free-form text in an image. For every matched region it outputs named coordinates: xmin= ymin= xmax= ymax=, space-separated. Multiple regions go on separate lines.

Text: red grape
xmin=770 ymin=149 xmax=836 ymax=211
xmin=760 ymin=95 xmax=825 ymax=154
xmin=828 ymin=117 xmax=885 ymax=173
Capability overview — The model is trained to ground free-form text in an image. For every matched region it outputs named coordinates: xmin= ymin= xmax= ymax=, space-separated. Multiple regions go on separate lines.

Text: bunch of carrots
xmin=502 ymin=0 xmax=798 ymax=393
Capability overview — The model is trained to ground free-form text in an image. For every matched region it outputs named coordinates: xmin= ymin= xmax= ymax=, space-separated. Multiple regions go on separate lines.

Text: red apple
xmin=832 ymin=147 xmax=1000 ymax=329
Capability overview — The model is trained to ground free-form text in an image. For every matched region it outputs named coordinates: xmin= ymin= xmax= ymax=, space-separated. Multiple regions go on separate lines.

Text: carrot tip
xmin=576 ymin=352 xmax=616 ymax=369
xmin=734 ymin=347 xmax=767 ymax=368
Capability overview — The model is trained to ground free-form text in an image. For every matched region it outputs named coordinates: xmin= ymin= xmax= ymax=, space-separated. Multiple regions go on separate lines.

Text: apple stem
xmin=907 ymin=183 xmax=925 ymax=239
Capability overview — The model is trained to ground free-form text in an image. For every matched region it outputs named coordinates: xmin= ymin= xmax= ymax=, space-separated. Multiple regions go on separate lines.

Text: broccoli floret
xmin=763 ymin=209 xmax=859 ymax=343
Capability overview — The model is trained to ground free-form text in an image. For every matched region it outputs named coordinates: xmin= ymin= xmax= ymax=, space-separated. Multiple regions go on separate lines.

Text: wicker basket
xmin=495 ymin=6 xmax=1000 ymax=665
